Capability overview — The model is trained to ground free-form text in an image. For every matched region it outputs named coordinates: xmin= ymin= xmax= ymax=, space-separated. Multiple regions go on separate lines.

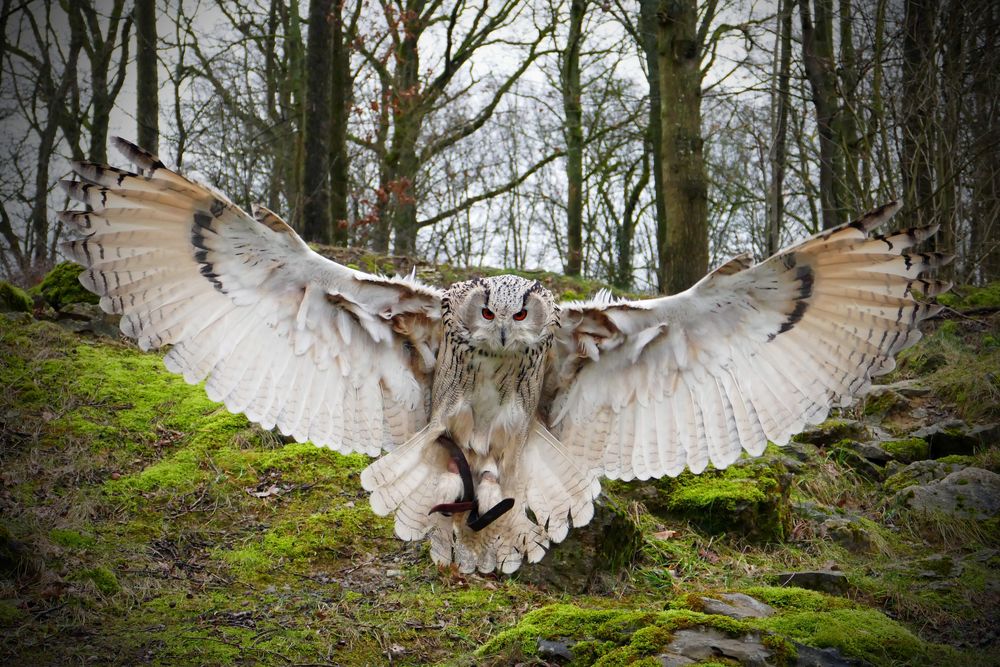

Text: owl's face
xmin=447 ymin=275 xmax=557 ymax=353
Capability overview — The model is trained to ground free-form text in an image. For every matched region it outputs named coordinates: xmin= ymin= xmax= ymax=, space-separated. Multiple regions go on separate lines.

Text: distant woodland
xmin=1 ymin=0 xmax=997 ymax=290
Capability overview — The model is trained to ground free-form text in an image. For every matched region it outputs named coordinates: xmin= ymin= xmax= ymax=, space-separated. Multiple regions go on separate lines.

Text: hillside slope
xmin=1 ymin=265 xmax=997 ymax=666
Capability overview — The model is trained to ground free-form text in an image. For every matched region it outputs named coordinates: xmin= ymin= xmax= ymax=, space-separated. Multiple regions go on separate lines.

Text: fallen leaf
xmin=652 ymin=529 xmax=678 ymax=540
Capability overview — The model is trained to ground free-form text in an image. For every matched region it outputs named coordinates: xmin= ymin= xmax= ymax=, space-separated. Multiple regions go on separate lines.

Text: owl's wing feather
xmin=60 ymin=138 xmax=442 ymax=456
xmin=549 ymin=202 xmax=950 ymax=480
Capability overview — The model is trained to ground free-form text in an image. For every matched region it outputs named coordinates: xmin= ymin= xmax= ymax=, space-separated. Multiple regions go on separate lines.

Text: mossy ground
xmin=1 ymin=275 xmax=998 ymax=665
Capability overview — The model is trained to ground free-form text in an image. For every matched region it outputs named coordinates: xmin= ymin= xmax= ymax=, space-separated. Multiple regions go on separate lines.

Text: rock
xmin=879 ymin=437 xmax=930 ymax=464
xmin=883 ymin=459 xmax=969 ymax=495
xmin=660 ymin=627 xmax=773 ymax=667
xmin=33 ymin=261 xmax=99 ymax=310
xmin=793 ymin=419 xmax=869 ymax=447
xmin=783 ymin=441 xmax=820 ymax=462
xmin=829 ymin=443 xmax=887 ymax=480
xmin=698 ymin=592 xmax=776 ymax=619
xmin=772 ymin=570 xmax=850 ymax=596
xmin=55 ymin=302 xmax=122 ymax=339
xmin=793 ymin=643 xmax=861 ymax=666
xmin=912 ymin=420 xmax=985 ymax=457
xmin=642 ymin=457 xmax=792 ymax=542
xmin=838 ymin=440 xmax=893 ymax=465
xmin=869 ymin=379 xmax=933 ymax=398
xmin=862 ymin=388 xmax=909 ymax=418
xmin=656 ymin=654 xmax=696 ymax=667
xmin=896 ymin=467 xmax=1000 ymax=519
xmin=913 ymin=554 xmax=964 ymax=579
xmin=521 ymin=493 xmax=642 ymax=594
xmin=537 ymin=638 xmax=575 ymax=660
xmin=820 ymin=517 xmax=874 ymax=553
xmin=0 ymin=281 xmax=32 ymax=313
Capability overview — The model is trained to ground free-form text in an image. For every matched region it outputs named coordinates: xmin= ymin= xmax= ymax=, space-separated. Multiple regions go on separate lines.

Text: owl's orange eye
xmin=482 ymin=308 xmax=494 ymax=320
xmin=513 ymin=308 xmax=527 ymax=321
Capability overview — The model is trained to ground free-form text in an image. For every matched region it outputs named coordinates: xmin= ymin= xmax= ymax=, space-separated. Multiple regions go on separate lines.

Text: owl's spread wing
xmin=60 ymin=138 xmax=443 ymax=456
xmin=547 ymin=202 xmax=950 ymax=481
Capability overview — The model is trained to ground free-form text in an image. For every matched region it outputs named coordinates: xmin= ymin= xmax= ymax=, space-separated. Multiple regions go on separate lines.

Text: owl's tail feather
xmin=360 ymin=423 xmax=600 ymax=574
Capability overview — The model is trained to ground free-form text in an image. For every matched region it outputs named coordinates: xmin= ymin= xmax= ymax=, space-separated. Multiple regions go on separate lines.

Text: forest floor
xmin=1 ymin=260 xmax=998 ymax=666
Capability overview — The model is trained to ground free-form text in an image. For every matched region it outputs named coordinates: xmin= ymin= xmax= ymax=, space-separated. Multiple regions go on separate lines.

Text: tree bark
xmin=657 ymin=0 xmax=708 ymax=293
xmin=329 ymin=1 xmax=351 ymax=246
xmin=767 ymin=0 xmax=792 ymax=257
xmin=900 ymin=0 xmax=936 ymax=228
xmin=302 ymin=0 xmax=334 ymax=244
xmin=562 ymin=0 xmax=586 ymax=276
xmin=135 ymin=0 xmax=158 ymax=152
xmin=800 ymin=0 xmax=847 ymax=229
xmin=639 ymin=0 xmax=668 ymax=291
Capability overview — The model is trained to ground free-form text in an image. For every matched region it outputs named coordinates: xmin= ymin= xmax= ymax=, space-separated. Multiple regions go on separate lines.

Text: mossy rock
xmin=32 ymin=261 xmax=99 ymax=310
xmin=519 ymin=491 xmax=643 ymax=593
xmin=882 ymin=438 xmax=930 ymax=464
xmin=72 ymin=566 xmax=121 ymax=595
xmin=0 ymin=281 xmax=32 ymax=312
xmin=862 ymin=389 xmax=909 ymax=418
xmin=883 ymin=459 xmax=969 ymax=495
xmin=792 ymin=419 xmax=870 ymax=447
xmin=646 ymin=458 xmax=791 ymax=542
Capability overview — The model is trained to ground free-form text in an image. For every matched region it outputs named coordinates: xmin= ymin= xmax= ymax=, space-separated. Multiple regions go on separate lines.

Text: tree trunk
xmin=302 ymin=0 xmax=334 ymax=244
xmin=767 ymin=0 xmax=792 ymax=257
xmin=900 ymin=0 xmax=936 ymax=228
xmin=387 ymin=10 xmax=423 ymax=256
xmin=329 ymin=1 xmax=350 ymax=246
xmin=639 ymin=0 xmax=668 ymax=291
xmin=135 ymin=0 xmax=158 ymax=152
xmin=800 ymin=0 xmax=847 ymax=229
xmin=657 ymin=0 xmax=708 ymax=293
xmin=562 ymin=0 xmax=586 ymax=276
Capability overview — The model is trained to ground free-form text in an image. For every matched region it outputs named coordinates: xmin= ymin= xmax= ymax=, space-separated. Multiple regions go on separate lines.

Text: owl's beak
xmin=499 ymin=326 xmax=508 ymax=346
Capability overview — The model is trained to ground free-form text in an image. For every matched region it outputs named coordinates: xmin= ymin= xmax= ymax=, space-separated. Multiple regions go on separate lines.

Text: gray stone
xmin=537 ymin=638 xmax=575 ymax=660
xmin=794 ymin=643 xmax=861 ymax=666
xmin=656 ymin=653 xmax=697 ymax=666
xmin=870 ymin=379 xmax=932 ymax=398
xmin=820 ymin=517 xmax=874 ymax=553
xmin=773 ymin=570 xmax=850 ymax=595
xmin=839 ymin=440 xmax=893 ymax=465
xmin=793 ymin=420 xmax=869 ymax=447
xmin=698 ymin=593 xmax=776 ymax=619
xmin=912 ymin=420 xmax=983 ymax=457
xmin=884 ymin=459 xmax=969 ymax=493
xmin=662 ymin=627 xmax=773 ymax=667
xmin=55 ymin=302 xmax=122 ymax=339
xmin=897 ymin=467 xmax=1000 ymax=519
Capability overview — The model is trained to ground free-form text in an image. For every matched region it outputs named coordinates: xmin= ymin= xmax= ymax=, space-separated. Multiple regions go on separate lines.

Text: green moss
xmin=0 ymin=600 xmax=26 ymax=627
xmin=792 ymin=419 xmax=870 ymax=446
xmin=477 ymin=604 xmax=763 ymax=665
xmin=32 ymin=261 xmax=99 ymax=310
xmin=882 ymin=438 xmax=930 ymax=464
xmin=740 ymin=586 xmax=855 ymax=612
xmin=73 ymin=566 xmax=121 ymax=595
xmin=937 ymin=455 xmax=975 ymax=465
xmin=0 ymin=281 xmax=32 ymax=312
xmin=756 ymin=608 xmax=961 ymax=666
xmin=936 ymin=282 xmax=1000 ymax=310
xmin=49 ymin=528 xmax=96 ymax=549
xmin=651 ymin=460 xmax=790 ymax=542
xmin=863 ymin=390 xmax=908 ymax=418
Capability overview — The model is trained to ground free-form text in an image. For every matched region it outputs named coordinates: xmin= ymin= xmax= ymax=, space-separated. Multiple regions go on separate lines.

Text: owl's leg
xmin=466 ymin=465 xmax=515 ymax=532
xmin=429 ymin=434 xmax=476 ymax=516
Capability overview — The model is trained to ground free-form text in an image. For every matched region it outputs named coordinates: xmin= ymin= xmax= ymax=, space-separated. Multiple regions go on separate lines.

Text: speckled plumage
xmin=61 ymin=140 xmax=950 ymax=573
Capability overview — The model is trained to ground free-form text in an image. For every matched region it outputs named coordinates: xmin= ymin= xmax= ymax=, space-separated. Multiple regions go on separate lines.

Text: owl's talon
xmin=467 ymin=497 xmax=515 ymax=531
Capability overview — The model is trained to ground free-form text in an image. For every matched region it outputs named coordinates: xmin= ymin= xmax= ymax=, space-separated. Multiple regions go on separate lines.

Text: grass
xmin=1 ymin=271 xmax=997 ymax=665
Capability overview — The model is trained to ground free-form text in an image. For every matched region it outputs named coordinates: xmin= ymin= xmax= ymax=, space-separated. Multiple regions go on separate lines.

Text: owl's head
xmin=445 ymin=275 xmax=557 ymax=353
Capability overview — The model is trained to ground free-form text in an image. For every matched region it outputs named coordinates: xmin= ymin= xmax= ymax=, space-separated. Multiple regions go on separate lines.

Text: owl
xmin=60 ymin=139 xmax=950 ymax=573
